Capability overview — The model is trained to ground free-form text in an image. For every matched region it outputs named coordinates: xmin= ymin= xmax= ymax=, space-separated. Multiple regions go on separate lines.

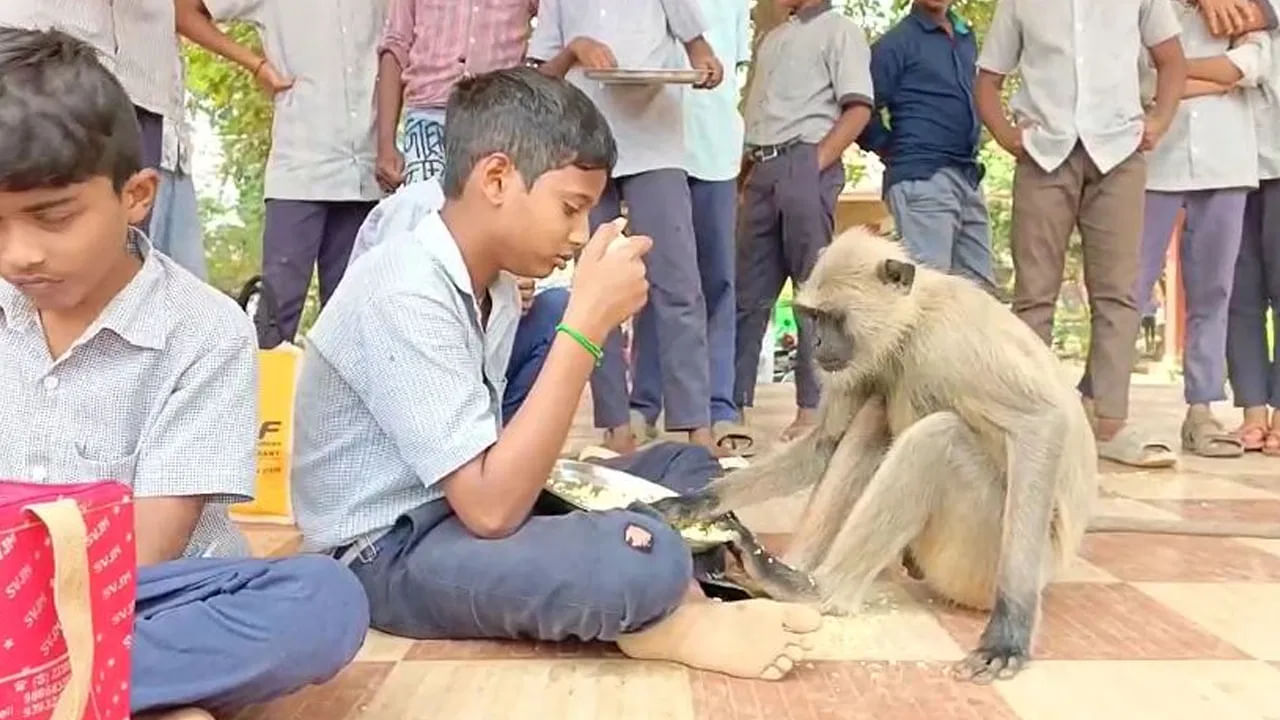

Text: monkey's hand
xmin=649 ymin=492 xmax=722 ymax=526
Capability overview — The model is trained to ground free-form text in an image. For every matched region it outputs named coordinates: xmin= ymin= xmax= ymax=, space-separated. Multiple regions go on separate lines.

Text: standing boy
xmin=733 ymin=0 xmax=874 ymax=441
xmin=975 ymin=0 xmax=1187 ymax=467
xmin=528 ymin=0 xmax=726 ymax=455
xmin=176 ymin=0 xmax=388 ymax=342
xmin=150 ymin=39 xmax=209 ymax=280
xmin=630 ymin=0 xmax=755 ymax=454
xmin=290 ymin=68 xmax=820 ymax=681
xmin=860 ymin=0 xmax=994 ymax=292
xmin=0 ymin=29 xmax=368 ymax=719
xmin=374 ymin=0 xmax=538 ymax=190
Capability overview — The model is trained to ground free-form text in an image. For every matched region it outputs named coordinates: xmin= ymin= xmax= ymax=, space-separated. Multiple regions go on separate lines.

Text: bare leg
xmin=780 ymin=407 xmax=819 ymax=442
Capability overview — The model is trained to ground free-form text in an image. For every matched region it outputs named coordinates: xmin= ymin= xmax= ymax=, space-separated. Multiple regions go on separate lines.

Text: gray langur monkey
xmin=652 ymin=227 xmax=1280 ymax=684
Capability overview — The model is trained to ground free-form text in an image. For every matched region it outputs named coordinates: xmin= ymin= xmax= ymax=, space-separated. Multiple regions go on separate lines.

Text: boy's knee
xmin=266 ymin=555 xmax=370 ymax=677
xmin=593 ymin=512 xmax=692 ymax=635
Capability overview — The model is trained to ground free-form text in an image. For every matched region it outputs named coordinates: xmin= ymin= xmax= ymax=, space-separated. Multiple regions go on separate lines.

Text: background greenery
xmin=185 ymin=0 xmax=1089 ymax=352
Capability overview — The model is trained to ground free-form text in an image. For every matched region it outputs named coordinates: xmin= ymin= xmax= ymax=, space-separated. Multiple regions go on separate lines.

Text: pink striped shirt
xmin=380 ymin=0 xmax=538 ymax=110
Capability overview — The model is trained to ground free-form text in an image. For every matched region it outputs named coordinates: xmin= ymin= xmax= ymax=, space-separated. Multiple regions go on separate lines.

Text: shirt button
xmin=31 ymin=465 xmax=48 ymax=482
xmin=42 ymin=375 xmax=58 ymax=390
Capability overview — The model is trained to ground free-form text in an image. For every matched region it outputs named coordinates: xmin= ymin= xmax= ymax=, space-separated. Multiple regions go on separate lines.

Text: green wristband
xmin=556 ymin=323 xmax=604 ymax=366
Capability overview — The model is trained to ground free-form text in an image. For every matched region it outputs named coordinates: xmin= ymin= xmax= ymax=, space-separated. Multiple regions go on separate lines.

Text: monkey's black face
xmin=799 ymin=306 xmax=855 ymax=372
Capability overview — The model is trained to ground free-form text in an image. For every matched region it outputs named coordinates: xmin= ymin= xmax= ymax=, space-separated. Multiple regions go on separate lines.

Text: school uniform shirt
xmin=1252 ymin=30 xmax=1280 ymax=181
xmin=860 ymin=6 xmax=982 ymax=191
xmin=977 ymin=0 xmax=1183 ymax=175
xmin=203 ymin=0 xmax=389 ymax=202
xmin=1140 ymin=2 xmax=1268 ymax=192
xmin=291 ymin=211 xmax=522 ymax=551
xmin=742 ymin=0 xmax=875 ymax=148
xmin=0 ymin=0 xmax=175 ymax=116
xmin=0 ymin=235 xmax=258 ymax=559
xmin=528 ymin=0 xmax=708 ymax=178
xmin=682 ymin=0 xmax=752 ymax=183
xmin=379 ymin=0 xmax=537 ymax=111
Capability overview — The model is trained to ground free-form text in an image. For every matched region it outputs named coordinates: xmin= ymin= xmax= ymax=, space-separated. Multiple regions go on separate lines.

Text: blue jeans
xmin=132 ymin=555 xmax=368 ymax=715
xmin=149 ymin=169 xmax=208 ymax=280
xmin=884 ymin=165 xmax=994 ymax=291
xmin=503 ymin=287 xmax=571 ymax=424
xmin=632 ymin=177 xmax=739 ymax=426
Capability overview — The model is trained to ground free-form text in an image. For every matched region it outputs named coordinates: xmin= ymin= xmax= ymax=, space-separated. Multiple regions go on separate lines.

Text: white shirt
xmin=0 ymin=0 xmax=176 ymax=116
xmin=683 ymin=0 xmax=751 ymax=182
xmin=204 ymin=0 xmax=388 ymax=201
xmin=293 ymin=212 xmax=521 ymax=550
xmin=1255 ymin=30 xmax=1280 ymax=181
xmin=1142 ymin=3 xmax=1268 ymax=191
xmin=977 ymin=0 xmax=1183 ymax=174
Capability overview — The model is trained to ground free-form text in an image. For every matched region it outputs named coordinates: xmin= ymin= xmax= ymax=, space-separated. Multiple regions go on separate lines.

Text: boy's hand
xmin=995 ymin=128 xmax=1026 ymax=159
xmin=1198 ymin=0 xmax=1254 ymax=35
xmin=376 ymin=146 xmax=406 ymax=192
xmin=568 ymin=37 xmax=618 ymax=70
xmin=517 ymin=277 xmax=536 ymax=315
xmin=563 ymin=218 xmax=652 ymax=344
xmin=1140 ymin=112 xmax=1173 ymax=151
xmin=254 ymin=60 xmax=294 ymax=96
xmin=685 ymin=37 xmax=723 ymax=89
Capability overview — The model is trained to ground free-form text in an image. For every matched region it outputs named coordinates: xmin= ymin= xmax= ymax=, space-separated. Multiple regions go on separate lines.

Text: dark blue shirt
xmin=859 ymin=7 xmax=982 ymax=192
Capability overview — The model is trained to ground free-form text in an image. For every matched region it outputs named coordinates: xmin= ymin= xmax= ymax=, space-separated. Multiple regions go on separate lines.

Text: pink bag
xmin=0 ymin=481 xmax=136 ymax=720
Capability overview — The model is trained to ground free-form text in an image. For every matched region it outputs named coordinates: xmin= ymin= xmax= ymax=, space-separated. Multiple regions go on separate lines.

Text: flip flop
xmin=712 ymin=420 xmax=757 ymax=457
xmin=1096 ymin=424 xmax=1178 ymax=468
xmin=1181 ymin=415 xmax=1244 ymax=458
xmin=1263 ymin=428 xmax=1280 ymax=457
xmin=1235 ymin=421 xmax=1268 ymax=452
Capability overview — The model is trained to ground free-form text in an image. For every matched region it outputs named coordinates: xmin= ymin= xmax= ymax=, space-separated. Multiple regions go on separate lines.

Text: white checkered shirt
xmin=0 ymin=235 xmax=259 ymax=559
xmin=292 ymin=211 xmax=521 ymax=551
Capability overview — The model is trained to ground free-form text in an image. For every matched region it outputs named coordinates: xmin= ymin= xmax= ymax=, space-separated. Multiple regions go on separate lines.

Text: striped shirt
xmin=205 ymin=0 xmax=389 ymax=202
xmin=292 ymin=211 xmax=521 ymax=551
xmin=380 ymin=0 xmax=538 ymax=111
xmin=0 ymin=234 xmax=258 ymax=559
xmin=0 ymin=0 xmax=176 ymax=116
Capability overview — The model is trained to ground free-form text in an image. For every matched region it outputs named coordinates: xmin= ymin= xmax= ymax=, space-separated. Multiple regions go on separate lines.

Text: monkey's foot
xmin=951 ymin=645 xmax=1029 ymax=684
xmin=616 ymin=599 xmax=821 ymax=681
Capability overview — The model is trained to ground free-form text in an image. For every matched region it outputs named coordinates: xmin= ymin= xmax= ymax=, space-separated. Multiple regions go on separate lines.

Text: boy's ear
xmin=477 ymin=151 xmax=520 ymax=205
xmin=121 ymin=168 xmax=159 ymax=227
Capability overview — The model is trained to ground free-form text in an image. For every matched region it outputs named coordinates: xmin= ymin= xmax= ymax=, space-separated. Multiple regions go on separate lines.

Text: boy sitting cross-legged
xmin=291 ymin=66 xmax=821 ymax=681
xmin=0 ymin=28 xmax=369 ymax=719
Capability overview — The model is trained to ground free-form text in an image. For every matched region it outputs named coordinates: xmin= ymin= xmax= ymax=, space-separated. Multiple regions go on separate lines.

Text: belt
xmin=746 ymin=138 xmax=802 ymax=162
xmin=326 ymin=528 xmax=389 ymax=567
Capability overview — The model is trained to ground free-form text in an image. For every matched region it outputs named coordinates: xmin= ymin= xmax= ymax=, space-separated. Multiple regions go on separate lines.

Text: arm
xmin=1198 ymin=0 xmax=1276 ymax=35
xmin=1182 ymin=77 xmax=1235 ymax=97
xmin=527 ymin=0 xmax=616 ymax=78
xmin=1143 ymin=36 xmax=1188 ymax=149
xmin=375 ymin=0 xmax=415 ymax=190
xmin=857 ymin=38 xmax=903 ymax=157
xmin=175 ymin=0 xmax=292 ymax=94
xmin=820 ymin=22 xmax=875 ymax=170
xmin=657 ymin=0 xmax=721 ymax=88
xmin=974 ymin=0 xmax=1025 ymax=157
xmin=132 ymin=333 xmax=259 ymax=566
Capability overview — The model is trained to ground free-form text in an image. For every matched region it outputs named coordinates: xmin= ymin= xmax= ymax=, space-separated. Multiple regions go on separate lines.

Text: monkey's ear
xmin=877 ymin=259 xmax=916 ymax=292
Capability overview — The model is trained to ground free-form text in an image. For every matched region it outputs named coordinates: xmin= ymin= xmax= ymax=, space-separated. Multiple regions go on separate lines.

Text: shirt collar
xmin=417 ymin=211 xmax=519 ymax=320
xmin=0 ymin=229 xmax=169 ymax=351
xmin=793 ymin=0 xmax=832 ymax=22
xmin=908 ymin=5 xmax=971 ymax=35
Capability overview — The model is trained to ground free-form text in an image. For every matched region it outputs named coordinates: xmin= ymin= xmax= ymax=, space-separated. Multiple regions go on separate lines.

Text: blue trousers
xmin=1227 ymin=179 xmax=1280 ymax=408
xmin=131 ymin=555 xmax=369 ymax=715
xmin=884 ymin=166 xmax=995 ymax=292
xmin=344 ymin=441 xmax=716 ymax=642
xmin=631 ymin=177 xmax=740 ymax=427
xmin=503 ymin=288 xmax=571 ymax=424
xmin=149 ymin=169 xmax=208 ymax=281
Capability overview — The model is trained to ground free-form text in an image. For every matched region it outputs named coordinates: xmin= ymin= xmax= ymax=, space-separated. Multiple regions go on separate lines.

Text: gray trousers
xmin=262 ymin=199 xmax=376 ymax=342
xmin=735 ymin=142 xmax=845 ymax=411
xmin=1139 ymin=189 xmax=1249 ymax=404
xmin=345 ymin=443 xmax=719 ymax=642
xmin=884 ymin=165 xmax=995 ymax=291
xmin=590 ymin=169 xmax=711 ymax=430
xmin=1227 ymin=178 xmax=1280 ymax=408
xmin=132 ymin=555 xmax=368 ymax=715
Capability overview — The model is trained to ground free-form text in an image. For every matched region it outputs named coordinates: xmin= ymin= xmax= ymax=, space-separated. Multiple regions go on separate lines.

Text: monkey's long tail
xmin=1087 ymin=516 xmax=1280 ymax=539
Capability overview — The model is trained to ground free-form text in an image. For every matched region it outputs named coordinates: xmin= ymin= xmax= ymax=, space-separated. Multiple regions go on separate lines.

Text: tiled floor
xmin=233 ymin=381 xmax=1280 ymax=720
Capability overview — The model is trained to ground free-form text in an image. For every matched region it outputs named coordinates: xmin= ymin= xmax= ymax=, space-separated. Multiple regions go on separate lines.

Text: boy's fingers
xmin=583 ymin=217 xmax=627 ymax=260
xmin=622 ymin=234 xmax=653 ymax=259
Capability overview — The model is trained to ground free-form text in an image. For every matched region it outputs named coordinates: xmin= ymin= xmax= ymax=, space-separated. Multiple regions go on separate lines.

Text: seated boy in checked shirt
xmin=0 ymin=29 xmax=368 ymax=720
xmin=290 ymin=67 xmax=822 ymax=682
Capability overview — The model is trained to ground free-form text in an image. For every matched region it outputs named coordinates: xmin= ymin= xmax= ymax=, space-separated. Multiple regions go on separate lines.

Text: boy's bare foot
xmin=616 ymin=599 xmax=821 ymax=680
xmin=779 ymin=408 xmax=818 ymax=442
xmin=602 ymin=425 xmax=637 ymax=454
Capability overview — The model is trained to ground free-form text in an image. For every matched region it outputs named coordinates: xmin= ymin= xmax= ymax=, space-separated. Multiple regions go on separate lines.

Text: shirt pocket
xmin=71 ymin=446 xmax=141 ymax=486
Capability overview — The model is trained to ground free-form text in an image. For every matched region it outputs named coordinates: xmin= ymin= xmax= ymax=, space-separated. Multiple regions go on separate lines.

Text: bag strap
xmin=26 ymin=499 xmax=95 ymax=720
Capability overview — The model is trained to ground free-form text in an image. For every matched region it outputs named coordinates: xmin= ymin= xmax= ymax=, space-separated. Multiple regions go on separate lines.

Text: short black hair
xmin=442 ymin=67 xmax=617 ymax=198
xmin=0 ymin=26 xmax=142 ymax=192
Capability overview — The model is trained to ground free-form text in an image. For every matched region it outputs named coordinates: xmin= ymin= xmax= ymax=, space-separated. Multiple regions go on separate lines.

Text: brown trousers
xmin=1010 ymin=143 xmax=1146 ymax=420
